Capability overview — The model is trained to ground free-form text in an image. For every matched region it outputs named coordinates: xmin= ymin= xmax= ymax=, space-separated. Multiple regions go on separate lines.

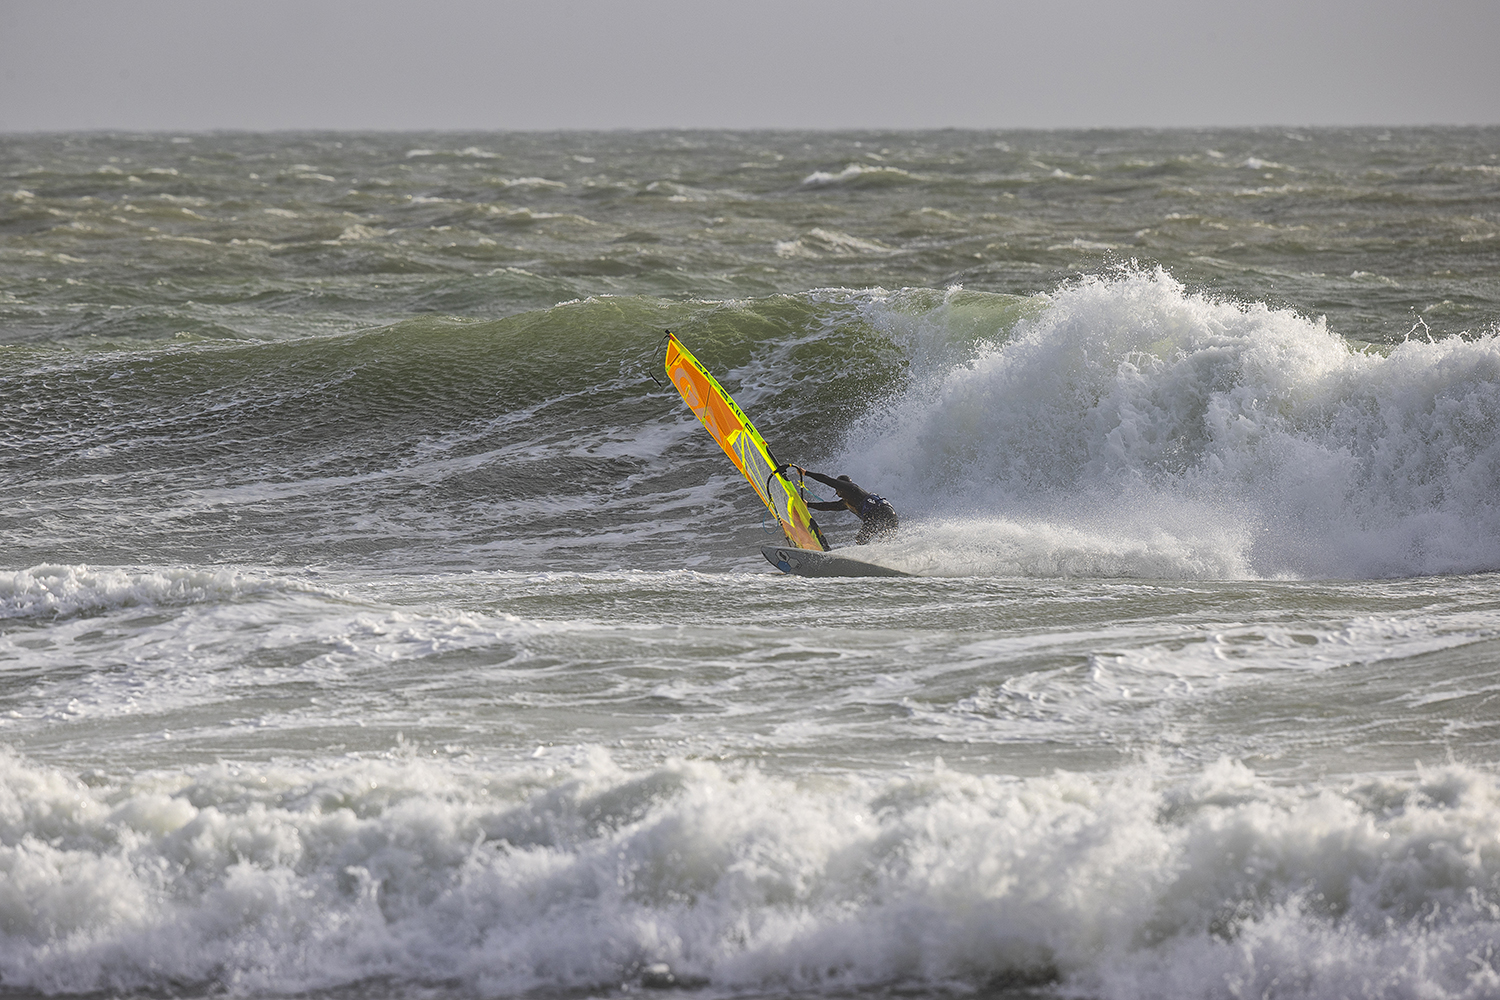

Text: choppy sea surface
xmin=3 ymin=128 xmax=1500 ymax=1000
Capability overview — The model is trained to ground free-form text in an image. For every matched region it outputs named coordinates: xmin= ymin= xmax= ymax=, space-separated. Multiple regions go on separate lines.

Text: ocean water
xmin=2 ymin=128 xmax=1500 ymax=1000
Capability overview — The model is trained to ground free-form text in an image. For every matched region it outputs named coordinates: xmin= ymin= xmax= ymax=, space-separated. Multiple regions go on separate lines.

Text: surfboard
xmin=762 ymin=544 xmax=911 ymax=578
xmin=664 ymin=334 xmax=829 ymax=552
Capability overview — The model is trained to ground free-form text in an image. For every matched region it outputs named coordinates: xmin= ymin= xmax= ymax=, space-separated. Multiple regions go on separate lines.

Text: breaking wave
xmin=843 ymin=270 xmax=1500 ymax=579
xmin=4 ymin=750 xmax=1500 ymax=999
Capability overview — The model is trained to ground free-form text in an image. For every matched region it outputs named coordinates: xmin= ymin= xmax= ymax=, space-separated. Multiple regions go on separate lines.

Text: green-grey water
xmin=2 ymin=129 xmax=1499 ymax=1000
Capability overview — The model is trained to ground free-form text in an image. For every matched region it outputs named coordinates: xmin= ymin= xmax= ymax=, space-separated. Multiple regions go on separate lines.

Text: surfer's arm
xmin=806 ymin=500 xmax=847 ymax=511
xmin=803 ymin=470 xmax=872 ymax=507
xmin=801 ymin=469 xmax=841 ymax=489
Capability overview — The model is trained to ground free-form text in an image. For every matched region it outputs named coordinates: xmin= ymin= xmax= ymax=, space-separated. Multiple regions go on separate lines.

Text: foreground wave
xmin=3 ymin=749 xmax=1499 ymax=999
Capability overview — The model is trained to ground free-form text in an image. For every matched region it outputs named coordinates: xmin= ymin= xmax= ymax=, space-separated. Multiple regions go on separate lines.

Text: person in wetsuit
xmin=795 ymin=467 xmax=899 ymax=544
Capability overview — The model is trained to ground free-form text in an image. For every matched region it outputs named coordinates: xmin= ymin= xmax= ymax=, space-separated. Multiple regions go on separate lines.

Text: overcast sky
xmin=3 ymin=0 xmax=1497 ymax=132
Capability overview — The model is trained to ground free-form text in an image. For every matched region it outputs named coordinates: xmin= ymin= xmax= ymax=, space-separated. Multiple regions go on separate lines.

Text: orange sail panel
xmin=665 ymin=334 xmax=828 ymax=552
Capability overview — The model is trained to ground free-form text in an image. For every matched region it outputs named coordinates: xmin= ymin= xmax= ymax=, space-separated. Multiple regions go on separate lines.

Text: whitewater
xmin=2 ymin=128 xmax=1500 ymax=1000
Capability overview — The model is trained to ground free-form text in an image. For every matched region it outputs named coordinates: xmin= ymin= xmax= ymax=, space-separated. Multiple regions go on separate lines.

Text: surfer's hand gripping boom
xmin=768 ymin=464 xmax=810 ymax=502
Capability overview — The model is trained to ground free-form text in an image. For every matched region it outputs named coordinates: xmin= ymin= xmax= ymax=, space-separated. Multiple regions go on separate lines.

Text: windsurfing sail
xmin=664 ymin=333 xmax=829 ymax=552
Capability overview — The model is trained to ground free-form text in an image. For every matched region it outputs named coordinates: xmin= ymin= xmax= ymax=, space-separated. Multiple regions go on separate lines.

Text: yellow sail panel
xmin=664 ymin=334 xmax=828 ymax=551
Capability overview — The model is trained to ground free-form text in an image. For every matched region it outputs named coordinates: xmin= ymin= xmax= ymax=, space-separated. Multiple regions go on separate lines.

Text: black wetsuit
xmin=801 ymin=470 xmax=899 ymax=544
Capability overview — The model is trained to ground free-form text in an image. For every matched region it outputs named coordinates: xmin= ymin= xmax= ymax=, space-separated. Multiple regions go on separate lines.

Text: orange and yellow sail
xmin=664 ymin=333 xmax=829 ymax=552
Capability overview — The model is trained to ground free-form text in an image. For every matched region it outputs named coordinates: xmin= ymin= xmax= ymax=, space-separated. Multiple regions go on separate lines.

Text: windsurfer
xmin=793 ymin=468 xmax=899 ymax=544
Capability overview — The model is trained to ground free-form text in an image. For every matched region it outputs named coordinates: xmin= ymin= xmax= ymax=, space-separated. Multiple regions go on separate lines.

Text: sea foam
xmin=3 ymin=750 xmax=1500 ymax=999
xmin=846 ymin=271 xmax=1500 ymax=579
xmin=0 ymin=564 xmax=277 ymax=620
